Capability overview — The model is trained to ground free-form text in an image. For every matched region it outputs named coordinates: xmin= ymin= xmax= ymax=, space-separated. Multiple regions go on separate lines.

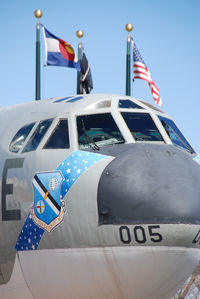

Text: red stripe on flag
xmin=133 ymin=43 xmax=162 ymax=106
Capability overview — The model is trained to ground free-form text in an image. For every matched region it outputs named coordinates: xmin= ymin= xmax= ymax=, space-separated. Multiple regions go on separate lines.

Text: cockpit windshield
xmin=77 ymin=113 xmax=125 ymax=150
xmin=121 ymin=112 xmax=163 ymax=142
xmin=158 ymin=115 xmax=195 ymax=154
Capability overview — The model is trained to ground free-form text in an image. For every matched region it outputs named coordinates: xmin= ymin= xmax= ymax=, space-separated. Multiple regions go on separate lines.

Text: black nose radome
xmin=97 ymin=144 xmax=200 ymax=225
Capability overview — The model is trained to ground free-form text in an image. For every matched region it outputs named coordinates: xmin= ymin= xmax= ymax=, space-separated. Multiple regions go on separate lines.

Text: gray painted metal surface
xmin=97 ymin=143 xmax=200 ymax=225
xmin=0 ymin=94 xmax=199 ymax=298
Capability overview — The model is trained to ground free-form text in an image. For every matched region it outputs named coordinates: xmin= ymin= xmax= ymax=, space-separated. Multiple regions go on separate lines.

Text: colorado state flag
xmin=42 ymin=26 xmax=80 ymax=71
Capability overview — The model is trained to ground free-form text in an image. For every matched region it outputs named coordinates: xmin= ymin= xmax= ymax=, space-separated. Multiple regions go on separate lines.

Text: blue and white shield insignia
xmin=32 ymin=171 xmax=64 ymax=232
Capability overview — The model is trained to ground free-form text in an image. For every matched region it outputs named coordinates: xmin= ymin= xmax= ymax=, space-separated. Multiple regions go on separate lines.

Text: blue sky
xmin=1 ymin=0 xmax=200 ymax=152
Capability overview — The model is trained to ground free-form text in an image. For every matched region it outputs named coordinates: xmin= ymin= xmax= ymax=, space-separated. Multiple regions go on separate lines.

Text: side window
xmin=158 ymin=116 xmax=195 ymax=154
xmin=77 ymin=113 xmax=125 ymax=149
xmin=23 ymin=119 xmax=53 ymax=153
xmin=9 ymin=122 xmax=35 ymax=153
xmin=44 ymin=119 xmax=70 ymax=149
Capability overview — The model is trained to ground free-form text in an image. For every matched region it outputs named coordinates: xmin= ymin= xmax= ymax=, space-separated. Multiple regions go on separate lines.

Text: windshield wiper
xmin=81 ymin=120 xmax=100 ymax=151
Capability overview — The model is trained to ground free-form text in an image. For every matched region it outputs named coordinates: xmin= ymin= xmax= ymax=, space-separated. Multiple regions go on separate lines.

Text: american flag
xmin=133 ymin=43 xmax=163 ymax=106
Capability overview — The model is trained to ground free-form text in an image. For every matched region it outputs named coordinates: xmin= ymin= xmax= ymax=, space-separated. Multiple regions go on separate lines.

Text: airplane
xmin=0 ymin=93 xmax=200 ymax=299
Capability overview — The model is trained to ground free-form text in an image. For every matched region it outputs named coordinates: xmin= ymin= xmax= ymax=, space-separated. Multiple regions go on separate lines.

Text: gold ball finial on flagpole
xmin=76 ymin=30 xmax=84 ymax=39
xmin=34 ymin=9 xmax=43 ymax=19
xmin=125 ymin=23 xmax=133 ymax=32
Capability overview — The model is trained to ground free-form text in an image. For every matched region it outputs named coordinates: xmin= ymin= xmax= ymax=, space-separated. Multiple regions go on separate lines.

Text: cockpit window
xmin=77 ymin=113 xmax=125 ymax=149
xmin=23 ymin=119 xmax=53 ymax=152
xmin=44 ymin=119 xmax=70 ymax=149
xmin=118 ymin=99 xmax=143 ymax=109
xmin=158 ymin=116 xmax=195 ymax=154
xmin=121 ymin=112 xmax=163 ymax=142
xmin=9 ymin=122 xmax=35 ymax=153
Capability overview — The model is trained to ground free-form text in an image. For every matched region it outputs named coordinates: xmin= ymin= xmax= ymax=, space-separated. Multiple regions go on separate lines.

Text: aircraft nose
xmin=97 ymin=144 xmax=200 ymax=225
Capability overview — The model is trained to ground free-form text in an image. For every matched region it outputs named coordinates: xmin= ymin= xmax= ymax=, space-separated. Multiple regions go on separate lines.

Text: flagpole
xmin=125 ymin=23 xmax=133 ymax=96
xmin=76 ymin=30 xmax=84 ymax=94
xmin=34 ymin=9 xmax=43 ymax=101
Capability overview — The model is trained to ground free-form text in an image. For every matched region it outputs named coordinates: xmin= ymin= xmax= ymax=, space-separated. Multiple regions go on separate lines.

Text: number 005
xmin=119 ymin=225 xmax=163 ymax=244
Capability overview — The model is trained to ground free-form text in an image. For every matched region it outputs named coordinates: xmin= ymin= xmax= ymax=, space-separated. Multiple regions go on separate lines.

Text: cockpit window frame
xmin=22 ymin=118 xmax=54 ymax=153
xmin=9 ymin=122 xmax=37 ymax=154
xmin=9 ymin=115 xmax=73 ymax=154
xmin=75 ymin=110 xmax=126 ymax=150
xmin=119 ymin=110 xmax=166 ymax=144
xmin=43 ymin=118 xmax=70 ymax=150
xmin=157 ymin=115 xmax=196 ymax=154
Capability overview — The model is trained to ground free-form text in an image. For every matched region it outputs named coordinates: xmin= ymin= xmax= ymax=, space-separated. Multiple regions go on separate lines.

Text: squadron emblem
xmin=32 ymin=171 xmax=64 ymax=232
xmin=16 ymin=150 xmax=108 ymax=251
